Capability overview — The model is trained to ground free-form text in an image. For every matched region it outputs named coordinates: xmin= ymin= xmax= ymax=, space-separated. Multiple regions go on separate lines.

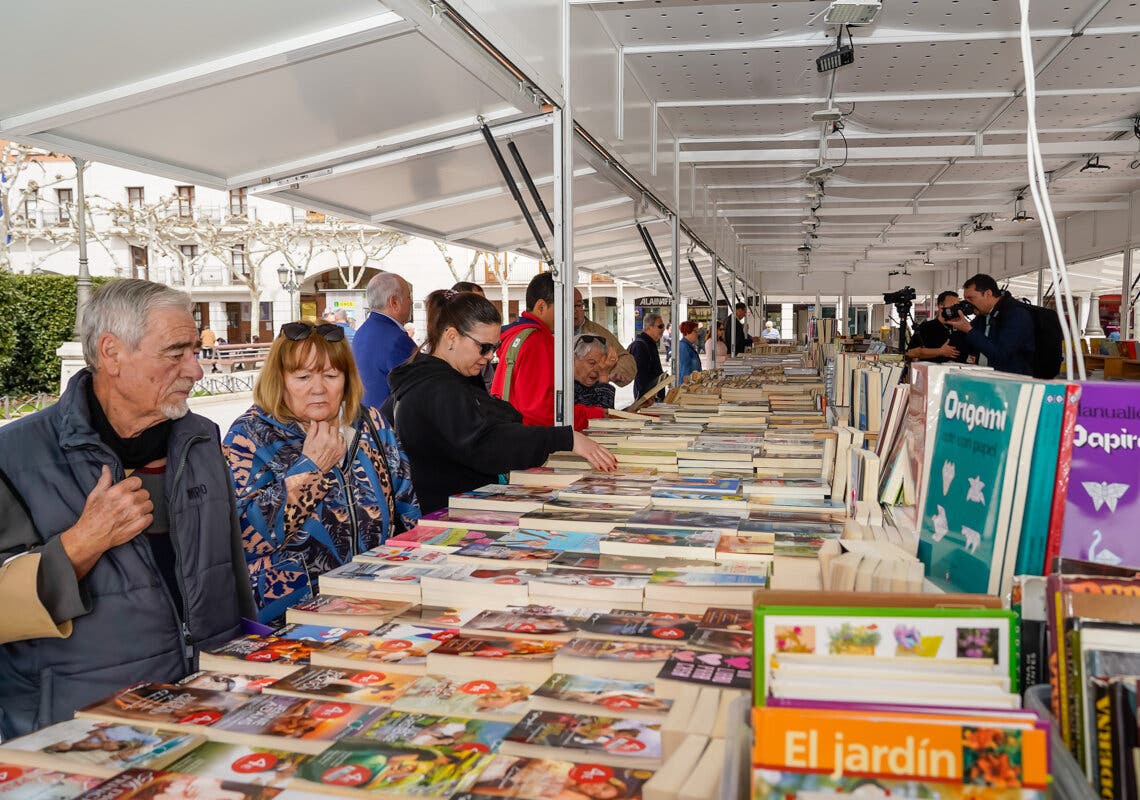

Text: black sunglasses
xmin=462 ymin=331 xmax=497 ymax=356
xmin=576 ymin=334 xmax=607 ymax=346
xmin=280 ymin=322 xmax=345 ymax=342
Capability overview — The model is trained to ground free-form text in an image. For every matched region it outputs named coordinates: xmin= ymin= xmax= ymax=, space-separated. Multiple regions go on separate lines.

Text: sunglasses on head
xmin=461 ymin=331 xmax=497 ymax=356
xmin=576 ymin=334 xmax=607 ymax=346
xmin=280 ymin=322 xmax=345 ymax=342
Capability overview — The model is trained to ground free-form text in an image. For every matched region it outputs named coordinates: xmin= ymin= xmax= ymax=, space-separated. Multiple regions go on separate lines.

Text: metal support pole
xmin=671 ymin=143 xmax=681 ymax=383
xmin=552 ymin=0 xmax=574 ymax=427
xmin=729 ymin=271 xmax=738 ymax=353
xmin=1036 ymin=268 xmax=1045 ymax=307
xmin=1123 ymin=248 xmax=1134 ymax=341
xmin=709 ymin=257 xmax=718 ymax=367
xmin=73 ymin=157 xmax=91 ymax=338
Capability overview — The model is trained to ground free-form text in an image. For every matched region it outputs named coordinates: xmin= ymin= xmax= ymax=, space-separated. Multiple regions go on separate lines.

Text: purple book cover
xmin=1059 ymin=382 xmax=1140 ymax=569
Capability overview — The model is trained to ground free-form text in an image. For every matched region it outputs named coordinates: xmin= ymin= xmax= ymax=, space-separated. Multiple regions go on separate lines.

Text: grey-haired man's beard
xmin=161 ymin=400 xmax=190 ymax=420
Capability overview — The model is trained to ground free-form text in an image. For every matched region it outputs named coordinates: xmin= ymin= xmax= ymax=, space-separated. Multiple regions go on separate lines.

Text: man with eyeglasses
xmin=491 ymin=273 xmax=607 ymax=431
xmin=629 ymin=313 xmax=667 ymax=403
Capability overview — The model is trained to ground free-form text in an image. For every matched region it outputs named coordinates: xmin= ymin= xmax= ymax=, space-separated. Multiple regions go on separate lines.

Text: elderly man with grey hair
xmin=0 ymin=279 xmax=254 ymax=737
xmin=572 ymin=334 xmax=616 ymax=410
xmin=353 ymin=271 xmax=415 ymax=410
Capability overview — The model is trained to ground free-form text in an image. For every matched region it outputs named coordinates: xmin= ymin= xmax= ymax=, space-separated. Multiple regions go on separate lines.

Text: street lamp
xmin=277 ymin=264 xmax=302 ymax=321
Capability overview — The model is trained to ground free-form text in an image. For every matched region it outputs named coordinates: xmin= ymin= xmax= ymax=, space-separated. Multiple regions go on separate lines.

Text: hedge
xmin=0 ymin=274 xmax=109 ymax=396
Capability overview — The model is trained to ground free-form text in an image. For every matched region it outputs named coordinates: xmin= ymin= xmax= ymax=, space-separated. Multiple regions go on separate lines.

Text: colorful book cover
xmin=1015 ymin=382 xmax=1077 ymax=575
xmin=162 ymin=744 xmax=310 ymax=788
xmin=557 ymin=484 xmax=655 ymax=499
xmin=421 ymin=565 xmax=533 ymax=586
xmin=0 ymin=765 xmax=103 ymax=800
xmin=648 ymin=568 xmax=768 ymax=587
xmin=263 ymin=666 xmax=418 ymax=705
xmin=316 ymin=625 xmax=458 ymax=668
xmin=292 ymin=740 xmax=487 ymax=796
xmin=395 ymin=606 xmax=480 ymax=628
xmin=76 ymin=683 xmax=248 ymax=728
xmin=464 ymin=609 xmax=580 ymax=636
xmin=346 ymin=710 xmax=513 ymax=754
xmin=686 ymin=628 xmax=752 ymax=654
xmin=752 ymin=605 xmax=1018 ymax=705
xmin=751 ymin=706 xmax=1048 ymax=792
xmin=651 ymin=476 xmax=742 ymax=494
xmin=542 ymin=498 xmax=647 ymax=516
xmin=574 ymin=613 xmax=696 ymax=642
xmin=497 ymin=529 xmax=604 ymax=552
xmin=917 ymin=372 xmax=1036 ymax=594
xmin=391 ymin=675 xmax=538 ymax=721
xmin=699 ymin=607 xmax=753 ymax=632
xmin=516 ymin=511 xmax=619 ymax=535
xmin=0 ymin=721 xmax=202 ymax=778
xmin=752 ymin=768 xmax=1044 ymax=798
xmin=202 ymin=636 xmax=322 ymax=669
xmin=656 ymin=650 xmax=752 ymax=691
xmin=625 ymin=509 xmax=742 ymax=534
xmin=418 ymin=528 xmax=509 ymax=549
xmin=270 ymin=624 xmax=369 ymax=644
xmin=1058 ymin=382 xmax=1140 ymax=569
xmin=320 ymin=562 xmax=440 ymax=586
xmin=209 ymin=695 xmax=381 ymax=745
xmin=354 ymin=546 xmax=450 ymax=566
xmin=70 ymin=770 xmax=281 ymax=800
xmin=451 ymin=544 xmax=560 ymax=563
xmin=454 ymin=755 xmax=652 ymax=800
xmin=548 ymin=551 xmax=702 ymax=574
xmin=533 ymin=674 xmax=672 ymax=715
xmin=558 ymin=639 xmax=678 ymax=663
xmin=503 ymin=712 xmax=661 ymax=762
xmin=601 ymin=528 xmax=719 ymax=550
xmin=176 ymin=672 xmax=276 ymax=694
xmin=287 ymin=594 xmax=410 ymax=621
xmin=524 ymin=571 xmax=649 ymax=590
xmin=430 ymin=637 xmax=564 ymax=661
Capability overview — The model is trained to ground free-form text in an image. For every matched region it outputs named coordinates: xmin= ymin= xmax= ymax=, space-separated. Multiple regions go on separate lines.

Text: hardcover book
xmin=75 ymin=683 xmax=249 ymax=732
xmin=0 ymin=721 xmax=202 ymax=778
xmin=262 ymin=667 xmax=418 ymax=706
xmin=454 ymin=755 xmax=652 ymax=800
xmin=500 ymin=712 xmax=662 ymax=770
xmin=391 ymin=675 xmax=538 ymax=722
xmin=206 ymin=695 xmax=383 ymax=754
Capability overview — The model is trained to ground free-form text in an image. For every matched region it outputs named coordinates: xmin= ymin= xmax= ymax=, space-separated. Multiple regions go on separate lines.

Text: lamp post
xmin=277 ymin=264 xmax=302 ymax=321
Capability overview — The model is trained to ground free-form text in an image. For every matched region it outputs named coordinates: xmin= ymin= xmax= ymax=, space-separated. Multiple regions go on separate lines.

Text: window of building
xmin=180 ymin=244 xmax=198 ymax=260
xmin=21 ymin=192 xmax=39 ymax=225
xmin=127 ymin=186 xmax=145 ymax=209
xmin=231 ymin=244 xmax=247 ymax=276
xmin=55 ymin=188 xmax=73 ymax=224
xmin=228 ymin=188 xmax=247 ymax=217
xmin=176 ymin=185 xmax=194 ymax=217
xmin=130 ymin=245 xmax=149 ymax=281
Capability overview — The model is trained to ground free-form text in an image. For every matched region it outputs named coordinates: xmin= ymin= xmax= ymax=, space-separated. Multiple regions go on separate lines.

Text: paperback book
xmin=425 ymin=636 xmax=564 ymax=682
xmin=531 ymin=674 xmax=672 ymax=721
xmin=0 ymin=765 xmax=103 ymax=800
xmin=417 ymin=508 xmax=522 ymax=532
xmin=454 ymin=755 xmax=652 ymax=800
xmin=344 ymin=710 xmax=512 ymax=754
xmin=75 ymin=683 xmax=248 ymax=732
xmin=176 ymin=673 xmax=276 ymax=694
xmin=497 ymin=529 xmax=605 ymax=552
xmin=290 ymin=739 xmax=487 ymax=798
xmin=309 ymin=624 xmax=459 ymax=674
xmin=500 ymin=712 xmax=663 ymax=770
xmin=162 ymin=743 xmax=310 ymax=788
xmin=318 ymin=563 xmax=439 ymax=601
xmin=0 ymin=720 xmax=203 ymax=778
xmin=391 ymin=675 xmax=538 ymax=723
xmin=285 ymin=595 xmax=411 ymax=629
xmin=353 ymin=546 xmax=449 ymax=567
xmin=198 ymin=636 xmax=321 ymax=679
xmin=270 ymin=624 xmax=370 ymax=644
xmin=206 ymin=694 xmax=382 ymax=754
xmin=599 ymin=528 xmax=719 ymax=561
xmin=67 ymin=769 xmax=280 ymax=800
xmin=262 ymin=667 xmax=418 ymax=706
xmin=655 ymin=649 xmax=752 ymax=694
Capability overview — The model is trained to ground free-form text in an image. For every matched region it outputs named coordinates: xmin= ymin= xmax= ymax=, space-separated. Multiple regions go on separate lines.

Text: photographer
xmin=906 ymin=291 xmax=973 ymax=363
xmin=945 ymin=273 xmax=1034 ymax=376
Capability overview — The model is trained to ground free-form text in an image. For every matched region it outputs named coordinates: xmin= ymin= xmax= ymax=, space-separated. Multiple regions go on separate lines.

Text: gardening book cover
xmin=917 ymin=372 xmax=1037 ymax=595
xmin=262 ymin=667 xmax=419 ymax=706
xmin=1057 ymin=382 xmax=1140 ymax=569
xmin=391 ymin=675 xmax=538 ymax=723
xmin=0 ymin=720 xmax=203 ymax=778
xmin=751 ymin=606 xmax=1017 ymax=705
xmin=751 ymin=706 xmax=1047 ymax=792
xmin=75 ymin=683 xmax=249 ymax=731
xmin=500 ymin=712 xmax=662 ymax=770
xmin=206 ymin=695 xmax=384 ymax=754
xmin=454 ymin=755 xmax=652 ymax=800
xmin=68 ymin=769 xmax=280 ymax=800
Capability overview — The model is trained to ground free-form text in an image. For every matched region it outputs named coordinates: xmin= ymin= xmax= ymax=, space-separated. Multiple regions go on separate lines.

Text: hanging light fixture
xmin=1012 ymin=194 xmax=1035 ymax=223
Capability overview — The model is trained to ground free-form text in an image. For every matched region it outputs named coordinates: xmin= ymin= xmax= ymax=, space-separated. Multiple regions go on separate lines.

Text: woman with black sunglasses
xmin=386 ymin=290 xmax=616 ymax=514
xmin=222 ymin=321 xmax=420 ymax=623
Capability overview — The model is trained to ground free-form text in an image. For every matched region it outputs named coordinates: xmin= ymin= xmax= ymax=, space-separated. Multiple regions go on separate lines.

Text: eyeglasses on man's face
xmin=462 ymin=331 xmax=497 ymax=357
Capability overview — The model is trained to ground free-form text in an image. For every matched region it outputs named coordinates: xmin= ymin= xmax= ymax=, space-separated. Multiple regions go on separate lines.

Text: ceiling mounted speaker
xmin=806 ymin=164 xmax=835 ymax=181
xmin=824 ymin=0 xmax=882 ymax=25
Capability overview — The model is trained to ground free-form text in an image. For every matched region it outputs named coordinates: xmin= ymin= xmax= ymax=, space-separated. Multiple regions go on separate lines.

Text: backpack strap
xmin=500 ymin=326 xmax=537 ymax=403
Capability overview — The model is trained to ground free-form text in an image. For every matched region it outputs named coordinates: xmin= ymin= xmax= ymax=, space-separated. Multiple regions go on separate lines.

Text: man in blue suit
xmin=352 ymin=271 xmax=415 ymax=409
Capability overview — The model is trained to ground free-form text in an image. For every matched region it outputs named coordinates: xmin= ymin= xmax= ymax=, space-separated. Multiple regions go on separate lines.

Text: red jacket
xmin=490 ymin=312 xmax=605 ymax=432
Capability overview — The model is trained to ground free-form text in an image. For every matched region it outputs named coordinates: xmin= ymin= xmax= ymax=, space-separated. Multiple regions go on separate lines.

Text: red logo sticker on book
xmin=312 ymin=702 xmax=350 ymax=719
xmin=477 ymin=648 xmax=507 ymax=658
xmin=390 ymin=575 xmax=417 ymax=581
xmin=0 ymin=767 xmax=25 ymax=783
xmin=453 ymin=742 xmax=490 ymax=754
xmin=379 ymin=639 xmax=413 ymax=651
xmin=601 ymin=697 xmax=639 ymax=711
xmin=321 ymin=765 xmax=372 ymax=786
xmin=384 ymin=554 xmax=410 ymax=561
xmin=493 ymin=576 xmax=521 ymax=584
xmin=350 ymin=671 xmax=388 ymax=685
xmin=232 ymin=753 xmax=279 ymax=773
xmin=178 ymin=710 xmax=223 ymax=725
xmin=245 ymin=650 xmax=279 ymax=662
xmin=621 ymin=564 xmax=644 ymax=571
xmin=569 ymin=765 xmax=613 ymax=784
xmin=606 ymin=737 xmax=646 ymax=754
xmin=430 ymin=630 xmax=457 ymax=642
xmin=587 ymin=578 xmax=614 ymax=587
xmin=513 ymin=623 xmax=536 ymax=633
xmin=651 ymin=627 xmax=684 ymax=639
xmin=460 ymin=680 xmax=497 ymax=695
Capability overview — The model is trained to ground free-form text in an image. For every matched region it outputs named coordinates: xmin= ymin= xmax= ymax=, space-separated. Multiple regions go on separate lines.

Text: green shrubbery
xmin=0 ymin=274 xmax=109 ymax=396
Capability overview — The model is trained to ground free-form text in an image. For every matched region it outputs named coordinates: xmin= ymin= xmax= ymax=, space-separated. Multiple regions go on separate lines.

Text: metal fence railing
xmin=0 ymin=393 xmax=56 ymax=419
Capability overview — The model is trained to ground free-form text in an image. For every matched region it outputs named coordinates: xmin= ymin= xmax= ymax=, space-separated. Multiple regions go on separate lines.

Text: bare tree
xmin=0 ymin=142 xmax=90 ymax=272
xmin=432 ymin=240 xmax=492 ymax=284
xmin=323 ymin=217 xmax=407 ymax=288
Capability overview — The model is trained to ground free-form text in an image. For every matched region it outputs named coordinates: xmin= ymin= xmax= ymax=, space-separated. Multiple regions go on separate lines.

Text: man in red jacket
xmin=491 ymin=272 xmax=606 ymax=431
